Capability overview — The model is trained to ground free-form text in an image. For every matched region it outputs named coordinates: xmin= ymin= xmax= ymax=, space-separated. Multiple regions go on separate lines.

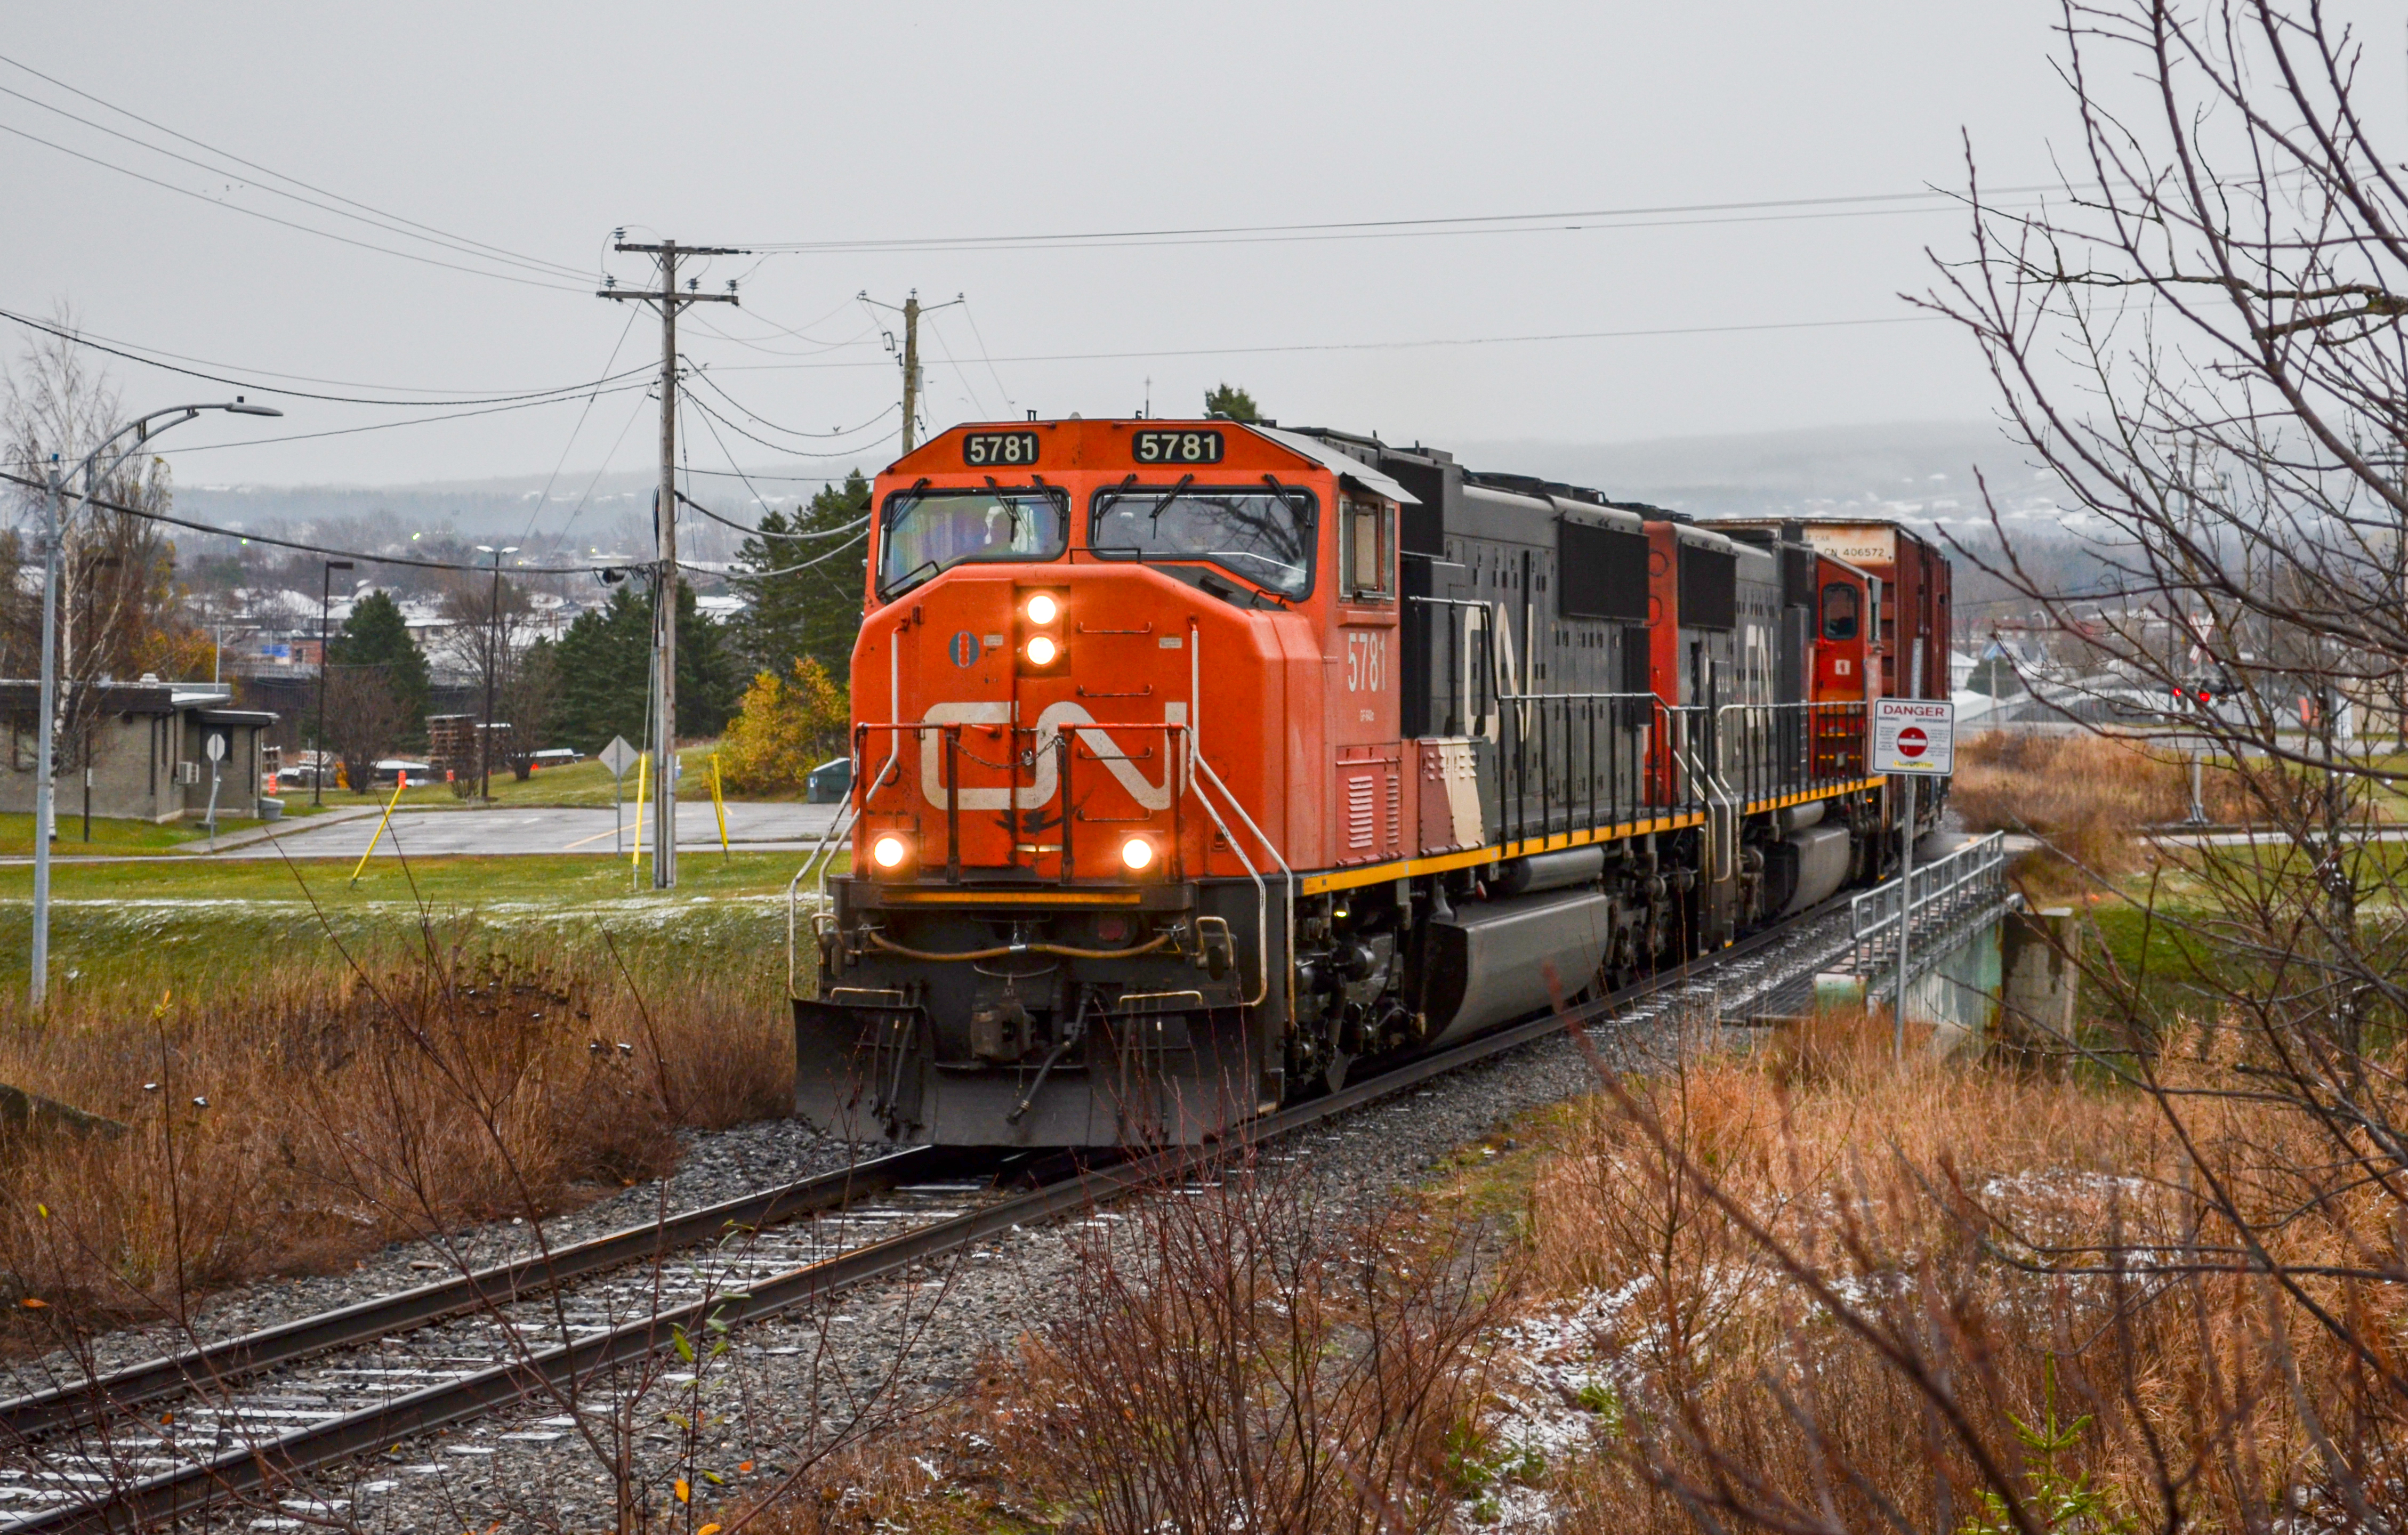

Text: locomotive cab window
xmin=1819 ymin=581 xmax=1859 ymax=641
xmin=1088 ymin=483 xmax=1316 ymax=599
xmin=1342 ymin=498 xmax=1395 ymax=602
xmin=877 ymin=486 xmax=1067 ymax=600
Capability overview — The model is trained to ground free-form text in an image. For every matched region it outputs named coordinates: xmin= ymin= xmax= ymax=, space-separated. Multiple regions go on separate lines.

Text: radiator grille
xmin=1346 ymin=774 xmax=1375 ymax=850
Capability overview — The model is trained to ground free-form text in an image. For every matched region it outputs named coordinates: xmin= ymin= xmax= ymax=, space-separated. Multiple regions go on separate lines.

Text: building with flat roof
xmin=0 ymin=679 xmax=276 ymax=822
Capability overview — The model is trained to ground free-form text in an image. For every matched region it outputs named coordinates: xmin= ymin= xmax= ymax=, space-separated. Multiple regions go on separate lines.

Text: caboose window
xmin=1820 ymin=581 xmax=1860 ymax=641
xmin=1087 ymin=484 xmax=1316 ymax=599
xmin=877 ymin=487 xmax=1066 ymax=598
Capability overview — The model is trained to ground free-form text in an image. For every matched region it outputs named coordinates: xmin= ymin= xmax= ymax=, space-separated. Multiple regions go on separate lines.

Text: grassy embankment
xmin=0 ymin=840 xmax=839 ymax=1345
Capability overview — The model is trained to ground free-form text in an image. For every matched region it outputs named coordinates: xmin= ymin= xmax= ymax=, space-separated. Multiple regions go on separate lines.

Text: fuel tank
xmin=1420 ymin=889 xmax=1615 ymax=1048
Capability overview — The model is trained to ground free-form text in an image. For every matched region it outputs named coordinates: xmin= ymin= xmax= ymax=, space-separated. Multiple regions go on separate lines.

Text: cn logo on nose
xmin=1897 ymin=726 xmax=1927 ymax=757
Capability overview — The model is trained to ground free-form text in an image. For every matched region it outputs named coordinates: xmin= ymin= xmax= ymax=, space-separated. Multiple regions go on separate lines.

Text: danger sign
xmin=1872 ymin=698 xmax=1956 ymax=775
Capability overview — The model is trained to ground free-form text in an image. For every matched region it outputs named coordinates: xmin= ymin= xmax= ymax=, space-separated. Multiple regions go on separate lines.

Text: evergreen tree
xmin=325 ymin=589 xmax=431 ymax=738
xmin=1203 ymin=383 xmax=1260 ymax=423
xmin=547 ymin=581 xmax=741 ymax=752
xmin=729 ymin=470 xmax=871 ymax=678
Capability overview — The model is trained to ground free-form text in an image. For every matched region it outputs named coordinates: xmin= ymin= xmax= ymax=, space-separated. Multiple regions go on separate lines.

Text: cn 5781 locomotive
xmin=795 ymin=418 xmax=1952 ymax=1147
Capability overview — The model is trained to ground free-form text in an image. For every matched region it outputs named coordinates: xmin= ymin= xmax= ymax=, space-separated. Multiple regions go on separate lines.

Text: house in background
xmin=0 ymin=678 xmax=277 ymax=822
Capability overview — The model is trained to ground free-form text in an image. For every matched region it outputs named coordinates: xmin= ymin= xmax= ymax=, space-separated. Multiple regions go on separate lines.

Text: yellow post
xmin=631 ymin=752 xmax=648 ymax=884
xmin=347 ymin=771 xmax=408 ymax=887
xmin=710 ymin=753 xmax=730 ymax=863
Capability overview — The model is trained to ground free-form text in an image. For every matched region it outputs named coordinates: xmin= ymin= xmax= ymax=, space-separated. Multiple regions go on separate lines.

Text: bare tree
xmin=320 ymin=667 xmax=402 ymax=797
xmin=435 ymin=574 xmax=544 ymax=780
xmin=3 ymin=312 xmax=205 ymax=783
xmin=1584 ymin=6 xmax=2408 ymax=1533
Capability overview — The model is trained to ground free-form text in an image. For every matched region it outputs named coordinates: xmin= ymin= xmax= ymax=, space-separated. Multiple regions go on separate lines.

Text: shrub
xmin=719 ymin=657 xmax=847 ymax=798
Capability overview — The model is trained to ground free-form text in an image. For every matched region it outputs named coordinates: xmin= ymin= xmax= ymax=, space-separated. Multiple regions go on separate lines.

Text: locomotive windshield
xmin=878 ymin=486 xmax=1067 ymax=598
xmin=1086 ymin=483 xmax=1316 ymax=598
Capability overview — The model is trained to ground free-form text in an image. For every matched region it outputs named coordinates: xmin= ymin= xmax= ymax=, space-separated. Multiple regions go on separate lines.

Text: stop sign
xmin=1896 ymin=726 xmax=1927 ymax=758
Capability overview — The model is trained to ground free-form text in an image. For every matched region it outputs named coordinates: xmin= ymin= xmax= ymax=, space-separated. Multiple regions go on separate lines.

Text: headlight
xmin=1025 ymin=634 xmax=1060 ymax=666
xmin=869 ymin=833 xmax=910 ymax=871
xmin=1024 ymin=592 xmax=1059 ymax=625
xmin=1119 ymin=836 xmax=1156 ymax=872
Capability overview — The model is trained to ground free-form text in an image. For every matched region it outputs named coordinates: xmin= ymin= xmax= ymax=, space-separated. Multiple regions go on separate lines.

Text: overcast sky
xmin=0 ymin=2 xmax=2350 ymax=500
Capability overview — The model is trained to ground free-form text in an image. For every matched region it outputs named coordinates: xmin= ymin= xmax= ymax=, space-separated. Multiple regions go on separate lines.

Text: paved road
xmin=221 ymin=801 xmax=844 ymax=860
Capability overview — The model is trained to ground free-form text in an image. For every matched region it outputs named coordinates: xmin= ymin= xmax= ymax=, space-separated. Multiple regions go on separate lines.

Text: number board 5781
xmin=1133 ymin=429 xmax=1225 ymax=465
xmin=962 ymin=430 xmax=1040 ymax=467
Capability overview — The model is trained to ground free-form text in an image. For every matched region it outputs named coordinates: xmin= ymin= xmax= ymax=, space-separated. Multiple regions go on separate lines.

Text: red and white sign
xmin=1872 ymin=697 xmax=1955 ymax=775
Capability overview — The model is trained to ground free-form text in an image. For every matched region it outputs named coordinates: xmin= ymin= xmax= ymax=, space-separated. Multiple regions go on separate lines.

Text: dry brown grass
xmin=751 ymin=1166 xmax=1508 ymax=1535
xmin=1522 ymin=1011 xmax=2408 ymax=1534
xmin=0 ymin=933 xmax=788 ymax=1341
xmin=1951 ymin=731 xmax=2252 ymax=886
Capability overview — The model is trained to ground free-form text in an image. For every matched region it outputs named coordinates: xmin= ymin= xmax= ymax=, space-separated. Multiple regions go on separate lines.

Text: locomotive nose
xmin=880 ymin=573 xmax=1189 ymax=883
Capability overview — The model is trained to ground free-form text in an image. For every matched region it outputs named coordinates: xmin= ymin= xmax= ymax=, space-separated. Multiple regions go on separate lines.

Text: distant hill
xmin=1445 ymin=420 xmax=2059 ymax=524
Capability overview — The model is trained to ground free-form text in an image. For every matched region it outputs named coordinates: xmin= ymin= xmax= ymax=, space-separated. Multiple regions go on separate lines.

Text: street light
xmin=315 ymin=560 xmax=356 ymax=808
xmin=473 ymin=545 xmax=518 ymax=801
xmin=34 ymin=399 xmax=283 ymax=1006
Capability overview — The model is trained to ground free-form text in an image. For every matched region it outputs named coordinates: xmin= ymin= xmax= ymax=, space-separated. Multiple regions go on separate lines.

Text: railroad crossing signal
xmin=1872 ymin=698 xmax=1955 ymax=775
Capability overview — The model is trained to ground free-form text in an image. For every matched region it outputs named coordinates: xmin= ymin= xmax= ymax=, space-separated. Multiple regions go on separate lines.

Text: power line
xmin=956 ymin=297 xmax=1017 ymax=416
xmin=0 ymin=304 xmax=650 ymax=406
xmin=0 ymin=53 xmax=590 ymax=281
xmin=0 ymin=119 xmax=591 ymax=294
xmin=538 ymin=387 xmax=658 ymax=564
xmin=146 ymin=379 xmax=657 ymax=454
xmin=515 ymin=305 xmax=645 ymax=546
xmin=743 ymin=184 xmax=2066 ymax=255
xmin=707 ymin=313 xmax=1942 ymax=374
xmin=676 ymin=465 xmax=863 ymax=484
xmin=0 ymin=468 xmax=613 ymax=575
xmin=706 ymin=527 xmax=869 ymax=578
xmin=0 ymin=77 xmax=587 ymax=286
xmin=681 ymin=389 xmax=902 ymax=459
xmin=677 ymin=487 xmax=871 ymax=541
xmin=679 ymin=401 xmax=870 ymax=538
xmin=681 ymin=367 xmax=900 ymax=438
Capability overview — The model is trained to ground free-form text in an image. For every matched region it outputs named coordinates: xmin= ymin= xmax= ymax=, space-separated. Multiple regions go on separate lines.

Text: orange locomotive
xmin=795 ymin=419 xmax=1947 ymax=1147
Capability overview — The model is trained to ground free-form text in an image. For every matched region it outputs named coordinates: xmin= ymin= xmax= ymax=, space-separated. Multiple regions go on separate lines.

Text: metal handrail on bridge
xmin=1846 ymin=831 xmax=2009 ymax=980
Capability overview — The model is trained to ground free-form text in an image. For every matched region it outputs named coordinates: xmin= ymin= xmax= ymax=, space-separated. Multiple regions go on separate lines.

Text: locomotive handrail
xmin=1489 ymin=690 xmax=1676 ymax=844
xmin=1709 ymin=700 xmax=1872 ymax=807
xmin=786 ymin=748 xmax=900 ymax=998
xmin=1184 ymin=745 xmax=1288 ymax=1017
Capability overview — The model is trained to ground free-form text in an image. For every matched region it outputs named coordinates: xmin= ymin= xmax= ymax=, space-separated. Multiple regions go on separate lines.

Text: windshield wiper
xmin=1091 ymin=473 xmax=1140 ymax=522
xmin=885 ymin=558 xmax=940 ymax=595
xmin=1145 ymin=473 xmax=1196 ymax=525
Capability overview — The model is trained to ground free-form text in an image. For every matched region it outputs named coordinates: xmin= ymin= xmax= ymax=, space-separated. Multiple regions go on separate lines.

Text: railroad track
xmin=0 ymin=899 xmax=1856 ymax=1535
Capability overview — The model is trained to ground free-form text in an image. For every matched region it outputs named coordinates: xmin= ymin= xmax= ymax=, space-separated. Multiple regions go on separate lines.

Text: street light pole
xmin=473 ymin=545 xmax=518 ymax=801
xmin=316 ymin=560 xmax=354 ymax=807
xmin=31 ymin=399 xmax=282 ymax=1006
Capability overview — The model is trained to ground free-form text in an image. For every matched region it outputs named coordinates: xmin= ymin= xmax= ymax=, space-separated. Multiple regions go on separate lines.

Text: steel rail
xmin=0 ymin=1146 xmax=951 ymax=1445
xmin=10 ymin=896 xmax=1851 ymax=1535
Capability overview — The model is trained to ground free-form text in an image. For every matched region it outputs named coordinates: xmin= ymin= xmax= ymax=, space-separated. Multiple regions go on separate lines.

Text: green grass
xmin=0 ymin=849 xmax=832 ymax=906
xmin=0 ymin=848 xmax=847 ymax=993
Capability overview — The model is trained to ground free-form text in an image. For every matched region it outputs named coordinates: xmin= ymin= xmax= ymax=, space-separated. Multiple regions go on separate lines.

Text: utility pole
xmin=600 ymin=237 xmax=742 ymax=889
xmin=474 ymin=545 xmax=518 ymax=801
xmin=861 ymin=290 xmax=962 ymax=454
xmin=315 ymin=560 xmax=353 ymax=807
xmin=901 ymin=293 xmax=919 ymax=454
